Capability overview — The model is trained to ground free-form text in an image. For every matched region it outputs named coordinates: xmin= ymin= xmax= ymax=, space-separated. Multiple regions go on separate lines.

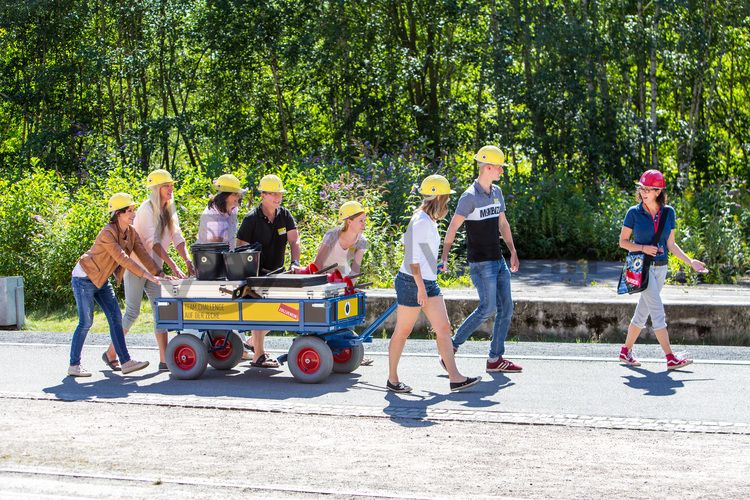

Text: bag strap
xmin=650 ymin=206 xmax=670 ymax=246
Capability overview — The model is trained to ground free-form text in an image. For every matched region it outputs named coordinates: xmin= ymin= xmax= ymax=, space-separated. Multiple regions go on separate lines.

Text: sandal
xmin=360 ymin=357 xmax=374 ymax=366
xmin=252 ymin=353 xmax=280 ymax=368
xmin=102 ymin=352 xmax=121 ymax=371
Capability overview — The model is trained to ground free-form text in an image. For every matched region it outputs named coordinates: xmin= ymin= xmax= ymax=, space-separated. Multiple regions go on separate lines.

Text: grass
xmin=26 ymin=299 xmax=158 ymax=334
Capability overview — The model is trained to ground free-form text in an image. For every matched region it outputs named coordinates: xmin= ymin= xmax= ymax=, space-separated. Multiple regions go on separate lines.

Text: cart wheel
xmin=206 ymin=331 xmax=244 ymax=370
xmin=332 ymin=342 xmax=365 ymax=374
xmin=166 ymin=334 xmax=208 ymax=380
xmin=288 ymin=336 xmax=333 ymax=383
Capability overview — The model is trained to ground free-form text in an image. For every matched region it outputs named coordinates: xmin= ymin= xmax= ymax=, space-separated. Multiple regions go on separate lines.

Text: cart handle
xmin=359 ymin=301 xmax=398 ymax=342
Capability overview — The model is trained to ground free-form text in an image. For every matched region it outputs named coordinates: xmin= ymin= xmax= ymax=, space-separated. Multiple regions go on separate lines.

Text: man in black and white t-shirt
xmin=440 ymin=145 xmax=523 ymax=373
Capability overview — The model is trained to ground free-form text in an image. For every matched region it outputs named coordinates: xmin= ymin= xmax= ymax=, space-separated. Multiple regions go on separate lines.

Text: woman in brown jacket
xmin=67 ymin=193 xmax=164 ymax=377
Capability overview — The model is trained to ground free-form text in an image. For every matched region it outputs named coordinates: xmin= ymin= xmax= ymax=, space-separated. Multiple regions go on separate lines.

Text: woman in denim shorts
xmin=618 ymin=169 xmax=708 ymax=370
xmin=387 ymin=175 xmax=482 ymax=393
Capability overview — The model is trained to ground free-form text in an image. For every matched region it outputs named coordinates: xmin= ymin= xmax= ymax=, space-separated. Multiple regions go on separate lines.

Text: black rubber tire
xmin=166 ymin=334 xmax=208 ymax=380
xmin=287 ymin=336 xmax=334 ymax=383
xmin=205 ymin=331 xmax=245 ymax=370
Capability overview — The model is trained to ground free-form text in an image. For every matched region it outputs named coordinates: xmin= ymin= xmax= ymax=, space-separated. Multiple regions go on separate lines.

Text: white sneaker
xmin=121 ymin=360 xmax=149 ymax=375
xmin=68 ymin=365 xmax=92 ymax=377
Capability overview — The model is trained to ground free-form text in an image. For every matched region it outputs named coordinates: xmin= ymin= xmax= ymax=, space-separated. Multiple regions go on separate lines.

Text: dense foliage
xmin=2 ymin=1 xmax=749 ymax=182
xmin=0 ymin=1 xmax=748 ymax=306
xmin=1 ymin=161 xmax=747 ymax=308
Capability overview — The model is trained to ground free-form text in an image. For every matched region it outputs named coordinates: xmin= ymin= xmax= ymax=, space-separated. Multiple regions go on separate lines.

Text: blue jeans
xmin=452 ymin=257 xmax=514 ymax=358
xmin=69 ymin=277 xmax=131 ymax=366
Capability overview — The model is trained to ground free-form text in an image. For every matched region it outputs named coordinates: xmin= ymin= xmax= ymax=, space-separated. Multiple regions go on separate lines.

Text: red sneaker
xmin=486 ymin=357 xmax=522 ymax=373
xmin=619 ymin=346 xmax=641 ymax=366
xmin=667 ymin=355 xmax=693 ymax=371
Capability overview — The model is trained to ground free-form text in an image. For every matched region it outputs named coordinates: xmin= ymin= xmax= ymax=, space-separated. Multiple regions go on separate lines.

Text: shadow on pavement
xmin=621 ymin=366 xmax=714 ymax=396
xmin=42 ymin=365 xmax=361 ymax=402
xmin=381 ymin=374 xmax=514 ymax=427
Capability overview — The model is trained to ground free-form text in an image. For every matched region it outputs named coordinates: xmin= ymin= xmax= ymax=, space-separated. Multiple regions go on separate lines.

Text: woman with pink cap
xmin=618 ymin=169 xmax=708 ymax=370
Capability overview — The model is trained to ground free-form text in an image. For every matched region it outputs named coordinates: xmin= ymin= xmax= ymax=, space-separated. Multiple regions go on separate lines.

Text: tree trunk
xmin=269 ymin=51 xmax=290 ymax=155
xmin=649 ymin=1 xmax=659 ymax=170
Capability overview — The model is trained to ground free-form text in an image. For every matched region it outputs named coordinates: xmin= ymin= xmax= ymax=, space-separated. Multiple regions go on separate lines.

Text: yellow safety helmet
xmin=146 ymin=169 xmax=175 ymax=188
xmin=214 ymin=174 xmax=247 ymax=194
xmin=419 ymin=175 xmax=455 ymax=196
xmin=338 ymin=201 xmax=367 ymax=221
xmin=108 ymin=192 xmax=135 ymax=213
xmin=257 ymin=174 xmax=286 ymax=193
xmin=474 ymin=145 xmax=505 ymax=166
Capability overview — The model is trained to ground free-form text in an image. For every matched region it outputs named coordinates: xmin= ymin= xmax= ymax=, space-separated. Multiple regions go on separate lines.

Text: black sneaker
xmin=157 ymin=362 xmax=169 ymax=371
xmin=386 ymin=380 xmax=412 ymax=393
xmin=450 ymin=376 xmax=482 ymax=392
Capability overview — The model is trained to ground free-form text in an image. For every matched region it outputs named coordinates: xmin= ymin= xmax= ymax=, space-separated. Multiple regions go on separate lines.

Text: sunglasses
xmin=638 ymin=186 xmax=661 ymax=193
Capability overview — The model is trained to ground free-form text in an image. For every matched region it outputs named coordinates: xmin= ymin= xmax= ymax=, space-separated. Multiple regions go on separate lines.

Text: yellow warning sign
xmin=183 ymin=302 xmax=240 ymax=321
xmin=337 ymin=297 xmax=359 ymax=319
xmin=242 ymin=302 xmax=300 ymax=322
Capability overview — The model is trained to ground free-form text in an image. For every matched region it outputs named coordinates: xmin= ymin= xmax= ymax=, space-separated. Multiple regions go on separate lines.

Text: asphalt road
xmin=1 ymin=333 xmax=748 ymax=428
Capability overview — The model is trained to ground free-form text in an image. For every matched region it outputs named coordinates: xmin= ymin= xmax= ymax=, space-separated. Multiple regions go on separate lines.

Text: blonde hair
xmin=149 ymin=185 xmax=176 ymax=235
xmin=416 ymin=194 xmax=449 ymax=221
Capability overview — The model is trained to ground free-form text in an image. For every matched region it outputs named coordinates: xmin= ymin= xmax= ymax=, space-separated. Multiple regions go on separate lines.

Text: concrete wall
xmin=363 ymin=294 xmax=750 ymax=346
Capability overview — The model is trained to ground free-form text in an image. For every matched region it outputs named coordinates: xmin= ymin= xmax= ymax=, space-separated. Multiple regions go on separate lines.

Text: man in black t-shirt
xmin=236 ymin=174 xmax=302 ymax=368
xmin=440 ymin=145 xmax=523 ymax=374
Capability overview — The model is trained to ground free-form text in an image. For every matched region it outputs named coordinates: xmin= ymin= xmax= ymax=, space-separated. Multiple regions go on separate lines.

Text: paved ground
xmin=1 ymin=333 xmax=749 ymax=498
xmin=2 ymin=260 xmax=748 ymax=498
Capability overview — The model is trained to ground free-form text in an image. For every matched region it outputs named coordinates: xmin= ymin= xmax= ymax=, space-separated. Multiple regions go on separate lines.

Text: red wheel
xmin=332 ymin=348 xmax=352 ymax=364
xmin=210 ymin=335 xmax=233 ymax=361
xmin=206 ymin=331 xmax=244 ymax=370
xmin=166 ymin=334 xmax=208 ymax=379
xmin=174 ymin=344 xmax=198 ymax=370
xmin=288 ymin=336 xmax=333 ymax=383
xmin=297 ymin=347 xmax=322 ymax=374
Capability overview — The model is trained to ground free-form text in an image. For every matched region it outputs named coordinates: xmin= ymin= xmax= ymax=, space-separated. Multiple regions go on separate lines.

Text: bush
xmin=0 ymin=156 xmax=747 ymax=311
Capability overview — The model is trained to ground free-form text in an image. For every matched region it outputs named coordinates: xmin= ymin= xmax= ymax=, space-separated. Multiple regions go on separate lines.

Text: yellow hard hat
xmin=474 ymin=145 xmax=505 ymax=166
xmin=108 ymin=192 xmax=135 ymax=213
xmin=338 ymin=201 xmax=367 ymax=221
xmin=419 ymin=175 xmax=455 ymax=196
xmin=257 ymin=174 xmax=286 ymax=193
xmin=146 ymin=169 xmax=175 ymax=188
xmin=214 ymin=174 xmax=247 ymax=194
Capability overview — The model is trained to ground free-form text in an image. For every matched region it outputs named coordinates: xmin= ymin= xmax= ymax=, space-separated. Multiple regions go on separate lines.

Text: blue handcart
xmin=155 ymin=280 xmax=397 ymax=383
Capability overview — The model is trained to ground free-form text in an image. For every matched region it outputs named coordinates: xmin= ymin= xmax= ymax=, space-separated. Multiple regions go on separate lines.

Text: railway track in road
xmin=0 ymin=466 xmax=431 ymax=499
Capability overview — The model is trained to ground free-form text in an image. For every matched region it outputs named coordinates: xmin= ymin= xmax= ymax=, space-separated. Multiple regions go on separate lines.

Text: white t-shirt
xmin=399 ymin=210 xmax=440 ymax=280
xmin=197 ymin=205 xmax=238 ymax=250
xmin=131 ymin=199 xmax=186 ymax=269
xmin=318 ymin=228 xmax=368 ymax=276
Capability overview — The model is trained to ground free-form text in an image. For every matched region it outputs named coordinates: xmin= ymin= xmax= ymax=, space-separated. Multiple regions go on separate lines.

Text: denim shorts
xmin=394 ymin=271 xmax=441 ymax=307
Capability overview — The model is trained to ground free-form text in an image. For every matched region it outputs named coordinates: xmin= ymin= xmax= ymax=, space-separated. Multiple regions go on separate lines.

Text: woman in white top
xmin=313 ymin=200 xmax=368 ymax=276
xmin=105 ymin=169 xmax=195 ymax=371
xmin=387 ymin=175 xmax=481 ymax=393
xmin=197 ymin=174 xmax=246 ymax=250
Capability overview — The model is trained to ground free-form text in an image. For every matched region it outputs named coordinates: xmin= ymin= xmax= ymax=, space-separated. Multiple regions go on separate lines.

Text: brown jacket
xmin=78 ymin=223 xmax=162 ymax=288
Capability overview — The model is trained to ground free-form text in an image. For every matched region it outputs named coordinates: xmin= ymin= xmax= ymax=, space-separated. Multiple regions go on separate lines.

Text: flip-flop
xmin=251 ymin=353 xmax=280 ymax=368
xmin=102 ymin=352 xmax=121 ymax=371
xmin=360 ymin=357 xmax=374 ymax=366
